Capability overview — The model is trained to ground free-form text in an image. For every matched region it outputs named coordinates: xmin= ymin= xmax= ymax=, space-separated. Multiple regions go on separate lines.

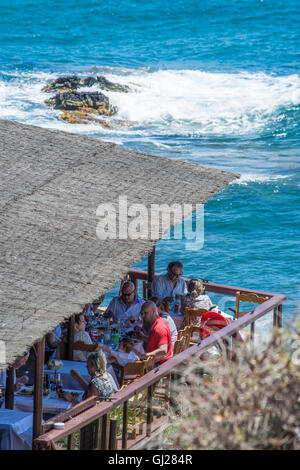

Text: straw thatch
xmin=0 ymin=119 xmax=238 ymax=368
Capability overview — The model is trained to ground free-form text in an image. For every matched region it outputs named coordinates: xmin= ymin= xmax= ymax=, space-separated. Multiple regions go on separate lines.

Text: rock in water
xmin=96 ymin=76 xmax=130 ymax=93
xmin=43 ymin=75 xmax=130 ymax=93
xmin=45 ymin=91 xmax=117 ymax=116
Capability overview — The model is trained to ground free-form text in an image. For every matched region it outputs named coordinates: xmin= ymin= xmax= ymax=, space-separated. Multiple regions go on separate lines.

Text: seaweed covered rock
xmin=42 ymin=75 xmax=132 ymax=126
xmin=43 ymin=75 xmax=130 ymax=93
xmin=45 ymin=91 xmax=117 ymax=115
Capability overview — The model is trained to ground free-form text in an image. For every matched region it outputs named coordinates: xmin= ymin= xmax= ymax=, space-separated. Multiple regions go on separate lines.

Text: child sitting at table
xmin=99 ymin=338 xmax=141 ymax=367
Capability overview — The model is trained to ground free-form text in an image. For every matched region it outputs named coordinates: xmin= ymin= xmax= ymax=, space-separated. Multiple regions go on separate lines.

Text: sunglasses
xmin=169 ymin=270 xmax=182 ymax=278
xmin=122 ymin=291 xmax=135 ymax=297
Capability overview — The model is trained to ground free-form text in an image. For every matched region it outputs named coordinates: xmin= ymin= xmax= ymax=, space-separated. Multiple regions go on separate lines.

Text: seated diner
xmin=73 ymin=313 xmax=101 ymax=362
xmin=139 ymin=300 xmax=172 ymax=365
xmin=151 ymin=261 xmax=187 ymax=307
xmin=150 ymin=297 xmax=178 ymax=351
xmin=99 ymin=337 xmax=142 ymax=367
xmin=62 ymin=351 xmax=118 ymax=406
xmin=181 ymin=278 xmax=214 ymax=324
xmin=104 ymin=280 xmax=144 ymax=325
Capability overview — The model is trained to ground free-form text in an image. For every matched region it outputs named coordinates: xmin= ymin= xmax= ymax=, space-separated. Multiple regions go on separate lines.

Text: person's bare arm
xmin=85 ymin=382 xmax=99 ymax=399
xmin=70 ymin=369 xmax=89 ymax=391
xmin=73 ymin=341 xmax=100 ymax=352
xmin=141 ymin=344 xmax=168 ymax=362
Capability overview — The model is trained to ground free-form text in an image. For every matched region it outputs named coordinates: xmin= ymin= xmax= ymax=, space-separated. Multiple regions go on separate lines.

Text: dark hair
xmin=74 ymin=313 xmax=83 ymax=324
xmin=120 ymin=338 xmax=134 ymax=353
xmin=168 ymin=261 xmax=183 ymax=271
xmin=150 ymin=297 xmax=169 ymax=313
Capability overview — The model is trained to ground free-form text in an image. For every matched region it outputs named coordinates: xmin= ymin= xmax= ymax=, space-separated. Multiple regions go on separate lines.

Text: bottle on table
xmin=174 ymin=295 xmax=181 ymax=314
xmin=56 ymin=373 xmax=63 ymax=397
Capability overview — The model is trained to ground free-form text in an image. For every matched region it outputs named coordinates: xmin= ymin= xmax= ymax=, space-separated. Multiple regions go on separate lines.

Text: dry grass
xmin=148 ymin=323 xmax=300 ymax=450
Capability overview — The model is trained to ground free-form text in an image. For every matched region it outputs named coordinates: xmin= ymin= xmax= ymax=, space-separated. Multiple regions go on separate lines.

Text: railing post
xmin=146 ymin=385 xmax=153 ymax=437
xmin=122 ymin=401 xmax=128 ymax=449
xmin=100 ymin=414 xmax=110 ymax=450
xmin=109 ymin=419 xmax=117 ymax=450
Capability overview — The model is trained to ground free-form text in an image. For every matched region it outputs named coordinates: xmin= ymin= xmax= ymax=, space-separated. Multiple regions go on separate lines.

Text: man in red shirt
xmin=140 ymin=300 xmax=172 ymax=365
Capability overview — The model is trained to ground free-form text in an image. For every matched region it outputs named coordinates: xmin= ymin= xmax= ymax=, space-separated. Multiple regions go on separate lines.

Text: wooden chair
xmin=235 ymin=291 xmax=269 ymax=320
xmin=189 ymin=325 xmax=202 ymax=345
xmin=182 ymin=332 xmax=191 ymax=350
xmin=143 ymin=355 xmax=155 ymax=374
xmin=142 ymin=281 xmax=152 ymax=299
xmin=173 ymin=336 xmax=185 ymax=355
xmin=185 ymin=307 xmax=207 ymax=326
xmin=112 ymin=360 xmax=146 ymax=389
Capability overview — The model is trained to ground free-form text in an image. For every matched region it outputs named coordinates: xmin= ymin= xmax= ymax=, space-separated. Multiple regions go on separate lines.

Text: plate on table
xmin=47 ymin=360 xmax=63 ymax=370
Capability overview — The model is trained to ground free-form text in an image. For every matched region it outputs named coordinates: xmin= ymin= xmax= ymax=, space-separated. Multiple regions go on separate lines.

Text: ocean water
xmin=0 ymin=0 xmax=299 ymax=322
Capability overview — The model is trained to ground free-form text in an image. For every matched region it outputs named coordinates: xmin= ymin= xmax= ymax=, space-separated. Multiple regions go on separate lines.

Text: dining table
xmin=44 ymin=360 xmax=120 ymax=391
xmin=3 ymin=387 xmax=84 ymax=416
xmin=0 ymin=408 xmax=33 ymax=450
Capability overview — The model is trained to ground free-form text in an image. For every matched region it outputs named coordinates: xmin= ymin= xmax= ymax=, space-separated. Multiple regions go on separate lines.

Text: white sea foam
xmin=232 ymin=173 xmax=293 ymax=185
xmin=0 ymin=68 xmax=299 ymax=138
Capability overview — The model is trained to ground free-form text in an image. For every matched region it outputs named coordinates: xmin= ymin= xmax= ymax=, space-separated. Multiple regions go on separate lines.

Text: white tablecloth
xmin=0 ymin=409 xmax=33 ymax=450
xmin=44 ymin=360 xmax=119 ymax=391
xmin=10 ymin=388 xmax=77 ymax=415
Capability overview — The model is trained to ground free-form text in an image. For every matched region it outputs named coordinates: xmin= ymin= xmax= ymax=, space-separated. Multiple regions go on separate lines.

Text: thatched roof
xmin=0 ymin=119 xmax=238 ymax=368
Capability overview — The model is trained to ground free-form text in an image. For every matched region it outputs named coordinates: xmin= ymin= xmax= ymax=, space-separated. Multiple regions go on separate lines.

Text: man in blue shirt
xmin=151 ymin=261 xmax=188 ymax=309
xmin=104 ymin=280 xmax=145 ymax=324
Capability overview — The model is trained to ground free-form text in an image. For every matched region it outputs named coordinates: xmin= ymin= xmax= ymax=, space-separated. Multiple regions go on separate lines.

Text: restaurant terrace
xmin=0 ymin=120 xmax=285 ymax=450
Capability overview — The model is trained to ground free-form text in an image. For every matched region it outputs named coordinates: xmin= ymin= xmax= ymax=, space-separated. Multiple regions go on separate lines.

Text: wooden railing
xmin=33 ymin=269 xmax=286 ymax=450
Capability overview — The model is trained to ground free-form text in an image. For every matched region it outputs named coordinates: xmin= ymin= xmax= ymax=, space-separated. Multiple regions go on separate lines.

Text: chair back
xmin=143 ymin=355 xmax=155 ymax=373
xmin=177 ymin=325 xmax=192 ymax=340
xmin=235 ymin=291 xmax=269 ymax=319
xmin=185 ymin=307 xmax=207 ymax=326
xmin=173 ymin=336 xmax=185 ymax=355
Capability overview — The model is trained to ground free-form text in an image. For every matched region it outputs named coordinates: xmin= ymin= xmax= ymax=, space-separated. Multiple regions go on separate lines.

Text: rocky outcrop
xmin=45 ymin=91 xmax=117 ymax=115
xmin=43 ymin=75 xmax=130 ymax=93
xmin=43 ymin=75 xmax=131 ymax=126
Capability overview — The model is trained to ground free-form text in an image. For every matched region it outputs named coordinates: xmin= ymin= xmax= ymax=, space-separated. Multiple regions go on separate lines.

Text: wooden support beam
xmin=32 ymin=338 xmax=45 ymax=445
xmin=67 ymin=315 xmax=74 ymax=361
xmin=147 ymin=247 xmax=155 ymax=283
xmin=5 ymin=367 xmax=15 ymax=409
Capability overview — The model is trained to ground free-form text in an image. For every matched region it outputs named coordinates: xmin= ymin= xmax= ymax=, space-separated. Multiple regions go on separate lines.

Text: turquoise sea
xmin=0 ymin=0 xmax=299 ymax=322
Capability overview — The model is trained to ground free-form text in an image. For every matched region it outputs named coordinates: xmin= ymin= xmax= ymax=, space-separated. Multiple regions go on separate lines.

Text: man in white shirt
xmin=104 ymin=281 xmax=144 ymax=324
xmin=151 ymin=261 xmax=188 ymax=305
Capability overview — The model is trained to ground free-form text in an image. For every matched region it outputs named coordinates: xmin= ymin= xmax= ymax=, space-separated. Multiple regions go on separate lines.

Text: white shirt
xmin=105 ymin=295 xmax=145 ymax=323
xmin=161 ymin=314 xmax=178 ymax=350
xmin=151 ymin=274 xmax=188 ymax=301
xmin=110 ymin=350 xmax=139 ymax=367
xmin=73 ymin=330 xmax=93 ymax=362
